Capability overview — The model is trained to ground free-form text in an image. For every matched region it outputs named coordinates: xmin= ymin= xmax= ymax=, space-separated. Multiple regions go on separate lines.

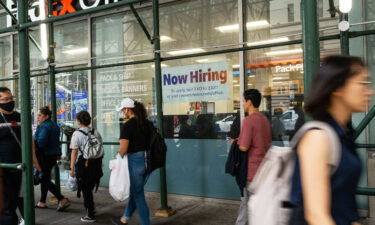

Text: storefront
xmin=0 ymin=0 xmax=374 ymax=208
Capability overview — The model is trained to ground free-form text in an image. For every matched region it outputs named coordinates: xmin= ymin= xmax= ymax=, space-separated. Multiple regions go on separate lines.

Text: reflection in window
xmin=93 ymin=64 xmax=154 ymax=142
xmin=287 ymin=4 xmax=294 ymax=22
xmin=55 ymin=71 xmax=89 ymax=125
xmin=54 ymin=20 xmax=89 ymax=64
xmin=13 ymin=30 xmax=48 ymax=70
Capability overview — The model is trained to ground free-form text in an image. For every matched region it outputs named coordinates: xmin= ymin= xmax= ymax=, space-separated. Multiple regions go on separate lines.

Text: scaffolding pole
xmin=152 ymin=0 xmax=175 ymax=217
xmin=17 ymin=0 xmax=35 ymax=223
xmin=301 ymin=0 xmax=320 ymax=97
xmin=340 ymin=13 xmax=350 ymax=55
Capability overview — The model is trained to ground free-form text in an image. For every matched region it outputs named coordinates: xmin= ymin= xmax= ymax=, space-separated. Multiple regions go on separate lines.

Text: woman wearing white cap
xmin=112 ymin=98 xmax=151 ymax=225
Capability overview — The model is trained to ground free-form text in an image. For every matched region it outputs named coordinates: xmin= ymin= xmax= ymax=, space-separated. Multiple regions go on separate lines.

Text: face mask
xmin=0 ymin=101 xmax=15 ymax=112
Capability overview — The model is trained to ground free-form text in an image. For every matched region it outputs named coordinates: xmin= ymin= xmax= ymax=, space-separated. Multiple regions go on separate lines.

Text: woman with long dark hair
xmin=34 ymin=106 xmax=70 ymax=211
xmin=289 ymin=55 xmax=373 ymax=225
xmin=112 ymin=98 xmax=151 ymax=225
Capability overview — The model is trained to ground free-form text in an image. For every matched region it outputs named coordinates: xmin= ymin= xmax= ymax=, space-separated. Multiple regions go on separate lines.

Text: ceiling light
xmin=167 ymin=48 xmax=205 ymax=56
xmin=232 ymin=64 xmax=240 ymax=68
xmin=39 ymin=0 xmax=48 ymax=60
xmin=339 ymin=0 xmax=352 ymax=13
xmin=234 ymin=84 xmax=240 ymax=87
xmin=232 ymin=80 xmax=238 ymax=83
xmin=151 ymin=64 xmax=168 ymax=68
xmin=265 ymin=48 xmax=303 ymax=56
xmin=196 ymin=59 xmax=209 ymax=63
xmin=214 ymin=20 xmax=269 ymax=33
xmin=247 ymin=20 xmax=269 ymax=29
xmin=62 ymin=48 xmax=89 ymax=55
xmin=247 ymin=37 xmax=289 ymax=47
xmin=160 ymin=36 xmax=175 ymax=42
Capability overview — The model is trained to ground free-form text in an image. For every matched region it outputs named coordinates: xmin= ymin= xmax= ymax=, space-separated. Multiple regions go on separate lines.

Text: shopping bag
xmin=66 ymin=175 xmax=77 ymax=191
xmin=109 ymin=154 xmax=130 ymax=202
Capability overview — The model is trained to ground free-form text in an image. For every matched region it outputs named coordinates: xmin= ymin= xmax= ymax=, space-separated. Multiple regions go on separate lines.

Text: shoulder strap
xmin=290 ymin=121 xmax=341 ymax=174
xmin=77 ymin=129 xmax=89 ymax=136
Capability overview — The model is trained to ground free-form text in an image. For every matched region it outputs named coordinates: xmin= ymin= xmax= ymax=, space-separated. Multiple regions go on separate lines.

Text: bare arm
xmin=239 ymin=146 xmax=248 ymax=152
xmin=32 ymin=140 xmax=41 ymax=171
xmin=70 ymin=149 xmax=78 ymax=177
xmin=118 ymin=139 xmax=129 ymax=156
xmin=298 ymin=130 xmax=336 ymax=225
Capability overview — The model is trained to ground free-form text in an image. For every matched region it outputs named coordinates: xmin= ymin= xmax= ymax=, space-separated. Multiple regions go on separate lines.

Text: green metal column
xmin=152 ymin=0 xmax=175 ymax=217
xmin=301 ymin=0 xmax=320 ymax=97
xmin=340 ymin=13 xmax=350 ymax=55
xmin=47 ymin=0 xmax=61 ymax=192
xmin=17 ymin=0 xmax=36 ymax=223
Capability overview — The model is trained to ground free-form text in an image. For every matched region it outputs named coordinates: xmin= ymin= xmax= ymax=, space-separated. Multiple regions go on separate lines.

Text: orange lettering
xmin=59 ymin=0 xmax=76 ymax=15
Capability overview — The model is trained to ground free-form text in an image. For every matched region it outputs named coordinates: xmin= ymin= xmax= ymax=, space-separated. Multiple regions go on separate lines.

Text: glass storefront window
xmin=13 ymin=29 xmax=48 ymax=70
xmin=92 ymin=11 xmax=153 ymax=66
xmin=93 ymin=64 xmax=154 ymax=142
xmin=0 ymin=35 xmax=11 ymax=77
xmin=160 ymin=0 xmax=238 ymax=57
xmin=55 ymin=71 xmax=89 ymax=126
xmin=54 ymin=20 xmax=89 ymax=64
xmin=246 ymin=0 xmax=339 ymax=47
xmin=246 ymin=40 xmax=340 ymax=143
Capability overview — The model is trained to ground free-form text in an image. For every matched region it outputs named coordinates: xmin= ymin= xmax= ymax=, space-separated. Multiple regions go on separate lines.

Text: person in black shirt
xmin=112 ymin=98 xmax=151 ymax=225
xmin=0 ymin=87 xmax=22 ymax=225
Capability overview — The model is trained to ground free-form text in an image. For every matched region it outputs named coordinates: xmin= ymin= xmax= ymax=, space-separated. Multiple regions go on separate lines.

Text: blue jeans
xmin=123 ymin=151 xmax=150 ymax=225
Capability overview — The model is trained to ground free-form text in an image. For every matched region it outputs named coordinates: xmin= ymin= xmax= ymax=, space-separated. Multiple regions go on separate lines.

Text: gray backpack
xmin=78 ymin=128 xmax=104 ymax=159
xmin=248 ymin=121 xmax=341 ymax=225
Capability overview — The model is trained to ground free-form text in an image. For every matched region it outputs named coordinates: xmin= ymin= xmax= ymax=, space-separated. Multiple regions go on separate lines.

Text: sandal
xmin=35 ymin=204 xmax=48 ymax=209
xmin=57 ymin=198 xmax=71 ymax=212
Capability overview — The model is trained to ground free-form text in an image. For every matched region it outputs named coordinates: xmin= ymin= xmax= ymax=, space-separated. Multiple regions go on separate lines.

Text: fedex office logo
xmin=6 ymin=0 xmax=119 ymax=27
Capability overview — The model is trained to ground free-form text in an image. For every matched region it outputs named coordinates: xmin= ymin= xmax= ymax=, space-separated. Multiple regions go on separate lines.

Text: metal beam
xmin=19 ymin=0 xmax=148 ymax=30
xmin=354 ymin=105 xmax=375 ymax=139
xmin=0 ymin=0 xmax=17 ymax=23
xmin=357 ymin=144 xmax=375 ymax=148
xmin=152 ymin=0 xmax=174 ymax=217
xmin=0 ymin=163 xmax=24 ymax=170
xmin=130 ymin=4 xmax=152 ymax=43
xmin=0 ymin=26 xmax=17 ymax=35
xmin=17 ymin=0 xmax=35 ymax=223
xmin=328 ymin=0 xmax=337 ymax=18
xmin=340 ymin=13 xmax=350 ymax=55
xmin=301 ymin=0 xmax=320 ymax=98
xmin=357 ymin=187 xmax=375 ymax=196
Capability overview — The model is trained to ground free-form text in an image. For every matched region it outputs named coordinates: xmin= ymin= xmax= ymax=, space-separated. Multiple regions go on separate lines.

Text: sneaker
xmin=111 ymin=217 xmax=128 ymax=225
xmin=81 ymin=216 xmax=96 ymax=223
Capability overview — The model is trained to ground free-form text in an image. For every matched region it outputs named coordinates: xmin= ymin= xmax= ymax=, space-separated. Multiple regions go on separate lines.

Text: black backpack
xmin=146 ymin=123 xmax=167 ymax=175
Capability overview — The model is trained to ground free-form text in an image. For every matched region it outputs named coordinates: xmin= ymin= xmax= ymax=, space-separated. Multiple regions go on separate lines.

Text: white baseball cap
xmin=116 ymin=98 xmax=135 ymax=111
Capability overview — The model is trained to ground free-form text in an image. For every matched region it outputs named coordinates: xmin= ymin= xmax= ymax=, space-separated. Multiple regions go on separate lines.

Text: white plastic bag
xmin=66 ymin=175 xmax=77 ymax=191
xmin=109 ymin=154 xmax=130 ymax=202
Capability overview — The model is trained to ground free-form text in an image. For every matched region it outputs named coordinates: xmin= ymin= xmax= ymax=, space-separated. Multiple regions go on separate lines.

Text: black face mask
xmin=0 ymin=101 xmax=15 ymax=112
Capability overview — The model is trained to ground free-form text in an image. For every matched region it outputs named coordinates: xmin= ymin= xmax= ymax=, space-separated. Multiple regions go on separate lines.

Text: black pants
xmin=0 ymin=169 xmax=22 ymax=225
xmin=76 ymin=158 xmax=103 ymax=217
xmin=82 ymin=181 xmax=96 ymax=217
xmin=39 ymin=155 xmax=64 ymax=203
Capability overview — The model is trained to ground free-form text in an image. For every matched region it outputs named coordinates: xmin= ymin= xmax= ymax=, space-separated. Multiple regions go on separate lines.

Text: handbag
xmin=109 ymin=154 xmax=130 ymax=202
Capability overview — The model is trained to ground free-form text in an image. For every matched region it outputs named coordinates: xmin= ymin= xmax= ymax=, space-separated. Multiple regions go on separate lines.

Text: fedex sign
xmin=6 ymin=0 xmax=119 ymax=27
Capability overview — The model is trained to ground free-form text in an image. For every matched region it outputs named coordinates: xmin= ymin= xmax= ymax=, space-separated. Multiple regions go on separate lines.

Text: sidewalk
xmin=34 ymin=187 xmax=240 ymax=225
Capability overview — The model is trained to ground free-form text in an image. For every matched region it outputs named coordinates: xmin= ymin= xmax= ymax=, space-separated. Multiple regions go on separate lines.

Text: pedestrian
xmin=70 ymin=111 xmax=104 ymax=222
xmin=34 ymin=106 xmax=70 ymax=211
xmin=112 ymin=98 xmax=151 ymax=225
xmin=289 ymin=55 xmax=373 ymax=225
xmin=235 ymin=89 xmax=272 ymax=225
xmin=0 ymin=87 xmax=22 ymax=225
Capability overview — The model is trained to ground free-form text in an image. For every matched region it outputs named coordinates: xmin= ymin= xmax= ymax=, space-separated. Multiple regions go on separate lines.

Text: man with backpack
xmin=70 ymin=111 xmax=104 ymax=223
xmin=235 ymin=89 xmax=271 ymax=225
